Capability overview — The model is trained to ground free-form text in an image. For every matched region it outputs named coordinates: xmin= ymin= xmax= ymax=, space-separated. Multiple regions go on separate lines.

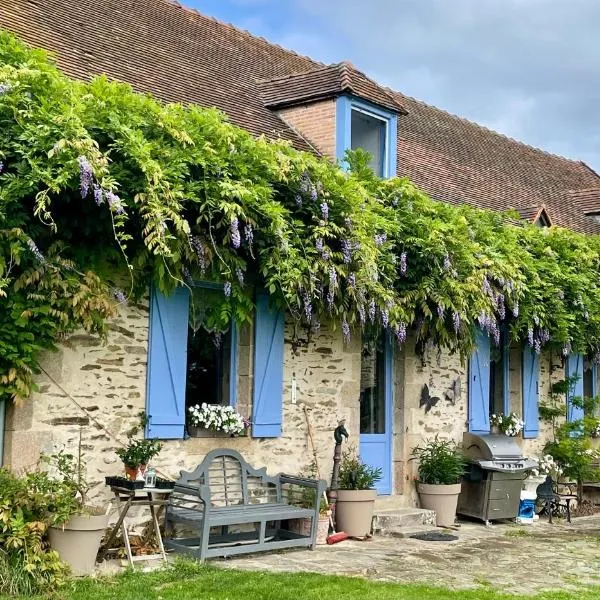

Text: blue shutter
xmin=252 ymin=293 xmax=284 ymax=438
xmin=522 ymin=347 xmax=540 ymax=439
xmin=468 ymin=329 xmax=491 ymax=433
xmin=146 ymin=287 xmax=189 ymax=439
xmin=566 ymin=353 xmax=584 ymax=422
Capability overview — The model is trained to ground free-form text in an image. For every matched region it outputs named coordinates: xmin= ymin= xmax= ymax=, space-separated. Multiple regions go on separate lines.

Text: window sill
xmin=187 ymin=426 xmax=248 ymax=439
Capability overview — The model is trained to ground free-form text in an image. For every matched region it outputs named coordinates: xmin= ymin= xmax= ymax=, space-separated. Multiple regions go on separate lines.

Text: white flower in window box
xmin=490 ymin=412 xmax=524 ymax=437
xmin=187 ymin=403 xmax=250 ymax=437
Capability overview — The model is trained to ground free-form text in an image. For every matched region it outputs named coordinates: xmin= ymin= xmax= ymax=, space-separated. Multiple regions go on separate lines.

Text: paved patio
xmin=217 ymin=516 xmax=600 ymax=595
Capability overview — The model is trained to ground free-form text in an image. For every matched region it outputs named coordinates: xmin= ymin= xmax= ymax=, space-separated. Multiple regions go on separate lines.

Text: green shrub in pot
xmin=335 ymin=449 xmax=381 ymax=537
xmin=411 ymin=436 xmax=466 ymax=526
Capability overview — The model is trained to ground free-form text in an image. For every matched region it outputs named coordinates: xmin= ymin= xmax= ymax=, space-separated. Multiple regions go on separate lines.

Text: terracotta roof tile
xmin=258 ymin=62 xmax=407 ymax=114
xmin=1 ymin=0 xmax=599 ymax=233
xmin=570 ymin=188 xmax=600 ymax=215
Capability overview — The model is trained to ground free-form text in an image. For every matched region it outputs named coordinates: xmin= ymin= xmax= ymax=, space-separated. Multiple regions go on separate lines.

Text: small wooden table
xmin=100 ymin=485 xmax=172 ymax=567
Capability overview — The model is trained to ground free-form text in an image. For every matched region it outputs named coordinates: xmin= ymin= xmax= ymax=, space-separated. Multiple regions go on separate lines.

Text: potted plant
xmin=187 ymin=403 xmax=250 ymax=437
xmin=412 ymin=437 xmax=466 ymax=527
xmin=116 ymin=439 xmax=162 ymax=480
xmin=334 ymin=449 xmax=381 ymax=537
xmin=44 ymin=449 xmax=109 ymax=576
xmin=490 ymin=412 xmax=524 ymax=436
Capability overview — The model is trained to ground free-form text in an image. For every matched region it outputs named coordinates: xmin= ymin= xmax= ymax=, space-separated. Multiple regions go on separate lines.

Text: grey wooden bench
xmin=163 ymin=448 xmax=326 ymax=560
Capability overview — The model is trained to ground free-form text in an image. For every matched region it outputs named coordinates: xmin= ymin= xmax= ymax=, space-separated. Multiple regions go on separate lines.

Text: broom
xmin=302 ymin=405 xmax=348 ymax=545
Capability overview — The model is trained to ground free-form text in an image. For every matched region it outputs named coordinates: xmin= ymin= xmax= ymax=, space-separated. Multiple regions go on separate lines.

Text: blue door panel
xmin=566 ymin=353 xmax=584 ymax=422
xmin=522 ymin=347 xmax=540 ymax=439
xmin=469 ymin=330 xmax=491 ymax=433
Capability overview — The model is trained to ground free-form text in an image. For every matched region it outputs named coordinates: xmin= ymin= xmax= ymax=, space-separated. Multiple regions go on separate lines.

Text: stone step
xmin=372 ymin=506 xmax=436 ymax=536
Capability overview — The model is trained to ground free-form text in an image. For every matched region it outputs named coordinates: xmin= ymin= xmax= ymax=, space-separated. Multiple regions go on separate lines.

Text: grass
xmin=4 ymin=560 xmax=600 ymax=600
xmin=504 ymin=528 xmax=534 ymax=538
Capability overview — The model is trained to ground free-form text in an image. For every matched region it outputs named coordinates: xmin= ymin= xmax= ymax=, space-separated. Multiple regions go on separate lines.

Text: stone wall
xmin=3 ymin=290 xmax=590 ymax=512
xmin=2 ymin=299 xmax=361 ymax=509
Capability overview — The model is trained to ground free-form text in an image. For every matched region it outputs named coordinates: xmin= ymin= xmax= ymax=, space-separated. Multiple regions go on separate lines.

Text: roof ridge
xmin=337 ymin=61 xmax=354 ymax=92
xmin=164 ymin=0 xmax=325 ymax=69
xmin=386 ymin=86 xmax=590 ymax=168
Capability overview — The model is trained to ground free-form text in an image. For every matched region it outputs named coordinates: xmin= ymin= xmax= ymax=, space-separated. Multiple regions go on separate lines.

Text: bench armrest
xmin=280 ymin=474 xmax=326 ymax=489
xmin=172 ymin=482 xmax=211 ymax=507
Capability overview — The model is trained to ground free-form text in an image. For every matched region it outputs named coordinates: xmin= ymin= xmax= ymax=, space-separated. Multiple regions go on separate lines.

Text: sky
xmin=191 ymin=0 xmax=600 ymax=172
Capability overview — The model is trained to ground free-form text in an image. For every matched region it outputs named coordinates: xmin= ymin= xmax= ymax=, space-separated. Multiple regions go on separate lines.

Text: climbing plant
xmin=2 ymin=30 xmax=600 ymax=405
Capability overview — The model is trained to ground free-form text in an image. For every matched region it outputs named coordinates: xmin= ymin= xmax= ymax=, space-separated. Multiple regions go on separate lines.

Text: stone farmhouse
xmin=2 ymin=0 xmax=600 ymax=506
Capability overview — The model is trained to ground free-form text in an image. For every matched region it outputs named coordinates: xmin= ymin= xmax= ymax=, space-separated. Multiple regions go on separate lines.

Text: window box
xmin=187 ymin=426 xmax=248 ymax=439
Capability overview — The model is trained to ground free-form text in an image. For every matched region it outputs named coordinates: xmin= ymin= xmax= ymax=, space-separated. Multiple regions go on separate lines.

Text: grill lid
xmin=463 ymin=432 xmax=522 ymax=461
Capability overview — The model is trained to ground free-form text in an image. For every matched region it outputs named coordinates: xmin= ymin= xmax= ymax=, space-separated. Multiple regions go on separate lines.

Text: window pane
xmin=360 ymin=331 xmax=386 ymax=434
xmin=186 ymin=286 xmax=232 ymax=409
xmin=583 ymin=358 xmax=594 ymax=399
xmin=489 ymin=332 xmax=507 ymax=417
xmin=351 ymin=109 xmax=386 ymax=176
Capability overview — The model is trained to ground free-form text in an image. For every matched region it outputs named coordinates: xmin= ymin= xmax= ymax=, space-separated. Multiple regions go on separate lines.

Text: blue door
xmin=359 ymin=332 xmax=393 ymax=495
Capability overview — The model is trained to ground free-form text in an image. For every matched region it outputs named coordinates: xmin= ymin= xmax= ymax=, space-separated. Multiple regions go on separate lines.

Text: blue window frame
xmin=336 ymin=96 xmax=397 ymax=178
xmin=145 ymin=283 xmax=239 ymax=439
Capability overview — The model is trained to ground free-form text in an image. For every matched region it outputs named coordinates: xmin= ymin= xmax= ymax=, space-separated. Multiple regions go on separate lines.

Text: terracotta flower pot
xmin=316 ymin=515 xmax=330 ymax=545
xmin=417 ymin=482 xmax=462 ymax=527
xmin=335 ymin=489 xmax=377 ymax=537
xmin=48 ymin=512 xmax=109 ymax=576
xmin=124 ymin=465 xmax=139 ymax=481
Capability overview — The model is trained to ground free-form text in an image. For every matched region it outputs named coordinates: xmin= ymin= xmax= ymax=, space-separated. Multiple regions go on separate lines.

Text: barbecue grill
xmin=457 ymin=433 xmax=537 ymax=524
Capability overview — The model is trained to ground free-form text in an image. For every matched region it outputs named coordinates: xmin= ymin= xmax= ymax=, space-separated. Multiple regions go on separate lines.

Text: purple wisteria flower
xmin=437 ymin=304 xmax=445 ymax=319
xmin=322 ymin=250 xmax=330 ymax=261
xmin=534 ymin=338 xmax=542 ymax=354
xmin=348 ymin=272 xmax=356 ymax=289
xmin=512 ymin=302 xmax=519 ymax=318
xmin=368 ymin=299 xmax=376 ymax=322
xmin=105 ymin=191 xmax=125 ymax=215
xmin=230 ymin=217 xmax=241 ymax=249
xmin=26 ymin=238 xmax=45 ymax=263
xmin=452 ymin=311 xmax=461 ymax=333
xmin=496 ymin=293 xmax=506 ymax=320
xmin=303 ymin=292 xmax=312 ymax=322
xmin=244 ymin=223 xmax=254 ymax=246
xmin=223 ymin=281 xmax=232 ymax=297
xmin=92 ymin=184 xmax=104 ymax=206
xmin=478 ymin=312 xmax=500 ymax=344
xmin=113 ymin=288 xmax=127 ymax=304
xmin=443 ymin=254 xmax=451 ymax=271
xmin=0 ymin=83 xmax=11 ymax=95
xmin=310 ymin=185 xmax=318 ymax=202
xmin=527 ymin=327 xmax=534 ymax=347
xmin=295 ymin=194 xmax=303 ymax=207
xmin=320 ymin=202 xmax=329 ymax=221
xmin=562 ymin=341 xmax=572 ymax=357
xmin=342 ymin=320 xmax=351 ymax=344
xmin=593 ymin=352 xmax=600 ymax=366
xmin=236 ymin=267 xmax=244 ymax=286
xmin=482 ymin=276 xmax=492 ymax=296
xmin=395 ymin=323 xmax=407 ymax=344
xmin=0 ymin=161 xmax=4 ymax=174
xmin=300 ymin=172 xmax=310 ymax=193
xmin=329 ymin=267 xmax=338 ymax=289
xmin=344 ymin=217 xmax=353 ymax=229
xmin=78 ymin=156 xmax=93 ymax=199
xmin=358 ymin=304 xmax=366 ymax=325
xmin=342 ymin=239 xmax=352 ymax=264
xmin=315 ymin=238 xmax=324 ymax=253
xmin=327 ymin=288 xmax=335 ymax=309
xmin=381 ymin=309 xmax=389 ymax=328
xmin=400 ymin=252 xmax=407 ymax=275
xmin=374 ymin=233 xmax=387 ymax=247
xmin=190 ymin=235 xmax=208 ymax=273
xmin=539 ymin=329 xmax=550 ymax=344
xmin=182 ymin=266 xmax=193 ymax=284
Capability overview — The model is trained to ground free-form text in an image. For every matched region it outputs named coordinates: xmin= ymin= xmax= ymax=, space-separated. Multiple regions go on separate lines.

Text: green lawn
xmin=5 ymin=560 xmax=600 ymax=600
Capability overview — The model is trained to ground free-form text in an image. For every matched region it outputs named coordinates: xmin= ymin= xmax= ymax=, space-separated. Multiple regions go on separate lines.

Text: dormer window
xmin=351 ymin=108 xmax=387 ymax=176
xmin=336 ymin=96 xmax=398 ymax=179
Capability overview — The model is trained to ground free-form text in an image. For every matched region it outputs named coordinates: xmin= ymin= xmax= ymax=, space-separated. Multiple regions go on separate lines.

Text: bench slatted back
xmin=177 ymin=448 xmax=281 ymax=507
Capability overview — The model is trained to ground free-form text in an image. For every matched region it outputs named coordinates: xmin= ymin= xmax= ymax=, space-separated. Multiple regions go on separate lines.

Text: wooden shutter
xmin=252 ymin=293 xmax=284 ymax=438
xmin=146 ymin=287 xmax=189 ymax=439
xmin=522 ymin=347 xmax=539 ymax=439
xmin=468 ymin=329 xmax=491 ymax=433
xmin=566 ymin=353 xmax=584 ymax=422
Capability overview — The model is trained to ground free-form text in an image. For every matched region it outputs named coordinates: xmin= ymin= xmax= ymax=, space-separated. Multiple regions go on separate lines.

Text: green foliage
xmin=3 ymin=31 xmax=600 ymax=409
xmin=337 ymin=449 xmax=382 ymax=490
xmin=412 ymin=437 xmax=466 ymax=485
xmin=0 ymin=467 xmax=70 ymax=595
xmin=116 ymin=439 xmax=163 ymax=468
